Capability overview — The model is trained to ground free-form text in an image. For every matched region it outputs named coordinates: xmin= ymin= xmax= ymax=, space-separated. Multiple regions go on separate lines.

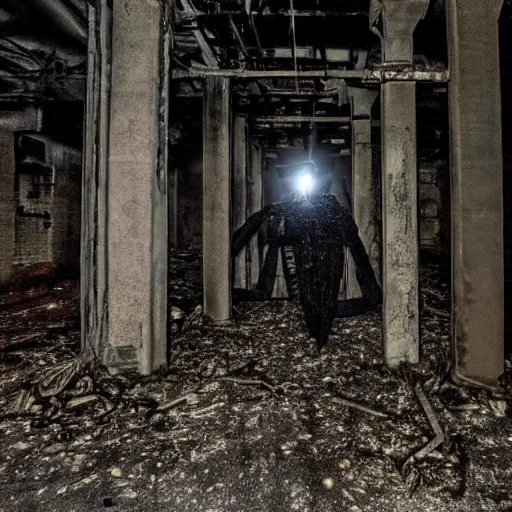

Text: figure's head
xmin=295 ymin=162 xmax=331 ymax=199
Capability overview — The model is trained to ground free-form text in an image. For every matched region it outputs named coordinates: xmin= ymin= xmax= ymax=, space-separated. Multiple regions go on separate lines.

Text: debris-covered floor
xmin=1 ymin=254 xmax=512 ymax=512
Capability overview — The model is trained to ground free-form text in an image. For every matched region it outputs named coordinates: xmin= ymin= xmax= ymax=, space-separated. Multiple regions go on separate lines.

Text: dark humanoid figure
xmin=232 ymin=191 xmax=382 ymax=348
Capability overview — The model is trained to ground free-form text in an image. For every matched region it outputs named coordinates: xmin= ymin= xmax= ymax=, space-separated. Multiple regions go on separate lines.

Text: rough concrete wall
xmin=46 ymin=142 xmax=81 ymax=270
xmin=0 ymin=131 xmax=16 ymax=285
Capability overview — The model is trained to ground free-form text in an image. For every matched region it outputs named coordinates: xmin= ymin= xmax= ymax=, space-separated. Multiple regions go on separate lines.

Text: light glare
xmin=298 ymin=173 xmax=313 ymax=195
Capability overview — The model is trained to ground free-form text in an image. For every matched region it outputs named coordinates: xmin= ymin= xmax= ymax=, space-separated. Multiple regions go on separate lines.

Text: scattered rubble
xmin=0 ymin=257 xmax=511 ymax=511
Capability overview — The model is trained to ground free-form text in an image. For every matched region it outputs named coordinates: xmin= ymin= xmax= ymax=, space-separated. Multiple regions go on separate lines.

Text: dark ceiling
xmin=0 ymin=0 xmax=450 ymax=103
xmin=0 ymin=0 xmax=87 ymax=101
xmin=1 ymin=0 xmax=512 ymax=151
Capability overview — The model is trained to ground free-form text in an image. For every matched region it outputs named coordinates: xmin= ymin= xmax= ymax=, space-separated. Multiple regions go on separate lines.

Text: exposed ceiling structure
xmin=0 ymin=0 xmax=449 ymax=102
xmin=1 ymin=0 xmax=511 ymax=150
xmin=169 ymin=0 xmax=448 ymax=154
xmin=0 ymin=0 xmax=87 ymax=102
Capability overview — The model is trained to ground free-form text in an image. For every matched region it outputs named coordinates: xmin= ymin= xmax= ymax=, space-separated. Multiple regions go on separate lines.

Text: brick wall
xmin=14 ymin=217 xmax=52 ymax=265
xmin=13 ymin=134 xmax=81 ymax=271
xmin=14 ymin=170 xmax=53 ymax=265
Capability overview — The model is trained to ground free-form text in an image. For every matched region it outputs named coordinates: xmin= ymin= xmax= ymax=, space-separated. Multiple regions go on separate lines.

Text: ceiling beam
xmin=253 ymin=116 xmax=351 ymax=124
xmin=172 ymin=68 xmax=449 ymax=82
xmin=178 ymin=9 xmax=368 ymax=21
xmin=181 ymin=9 xmax=367 ymax=17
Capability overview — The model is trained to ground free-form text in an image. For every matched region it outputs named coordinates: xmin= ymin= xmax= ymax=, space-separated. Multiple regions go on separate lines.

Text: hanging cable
xmin=308 ymin=99 xmax=317 ymax=161
xmin=289 ymin=0 xmax=299 ymax=92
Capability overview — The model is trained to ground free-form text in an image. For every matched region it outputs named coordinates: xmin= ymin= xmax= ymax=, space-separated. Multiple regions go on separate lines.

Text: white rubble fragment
xmin=111 ymin=467 xmax=122 ymax=478
xmin=322 ymin=478 xmax=334 ymax=489
xmin=119 ymin=488 xmax=137 ymax=499
xmin=70 ymin=474 xmax=98 ymax=490
xmin=43 ymin=443 xmax=66 ymax=455
xmin=489 ymin=399 xmax=508 ymax=417
xmin=171 ymin=306 xmax=185 ymax=321
xmin=12 ymin=442 xmax=30 ymax=450
xmin=71 ymin=454 xmax=87 ymax=473
xmin=338 ymin=459 xmax=352 ymax=469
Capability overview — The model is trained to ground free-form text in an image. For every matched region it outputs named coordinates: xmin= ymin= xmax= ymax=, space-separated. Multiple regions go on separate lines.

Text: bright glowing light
xmin=297 ymin=172 xmax=313 ymax=195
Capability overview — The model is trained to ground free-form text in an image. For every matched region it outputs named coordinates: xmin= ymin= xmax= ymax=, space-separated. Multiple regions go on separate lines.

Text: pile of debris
xmin=169 ymin=245 xmax=203 ymax=314
xmin=1 ymin=264 xmax=512 ymax=511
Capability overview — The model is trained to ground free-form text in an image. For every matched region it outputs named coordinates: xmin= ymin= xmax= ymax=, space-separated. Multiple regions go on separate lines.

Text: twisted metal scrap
xmin=36 ymin=358 xmax=88 ymax=398
xmin=402 ymin=382 xmax=444 ymax=475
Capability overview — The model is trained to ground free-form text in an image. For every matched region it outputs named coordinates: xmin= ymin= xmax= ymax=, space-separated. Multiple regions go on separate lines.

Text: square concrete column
xmin=446 ymin=0 xmax=504 ymax=386
xmin=346 ymin=87 xmax=379 ymax=299
xmin=376 ymin=0 xmax=428 ymax=367
xmin=233 ymin=115 xmax=248 ymax=289
xmin=381 ymin=82 xmax=419 ymax=366
xmin=82 ymin=0 xmax=170 ymax=374
xmin=203 ymin=77 xmax=232 ymax=321
xmin=376 ymin=0 xmax=430 ymax=63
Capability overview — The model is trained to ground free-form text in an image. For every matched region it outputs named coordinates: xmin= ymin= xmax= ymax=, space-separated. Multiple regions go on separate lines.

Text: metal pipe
xmin=172 ymin=68 xmax=449 ymax=82
xmin=180 ymin=9 xmax=367 ymax=17
xmin=174 ymin=69 xmax=365 ymax=78
xmin=253 ymin=116 xmax=351 ymax=123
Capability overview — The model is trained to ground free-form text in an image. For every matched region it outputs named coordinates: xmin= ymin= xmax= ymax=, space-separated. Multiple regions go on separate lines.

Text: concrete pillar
xmin=346 ymin=87 xmax=379 ymax=299
xmin=203 ymin=77 xmax=232 ymax=321
xmin=247 ymin=141 xmax=263 ymax=289
xmin=379 ymin=0 xmax=428 ymax=367
xmin=81 ymin=0 xmax=110 ymax=364
xmin=233 ymin=115 xmax=248 ymax=289
xmin=446 ymin=0 xmax=504 ymax=386
xmin=379 ymin=0 xmax=430 ymax=63
xmin=82 ymin=0 xmax=170 ymax=374
xmin=381 ymin=82 xmax=419 ymax=366
xmin=0 ymin=131 xmax=15 ymax=286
